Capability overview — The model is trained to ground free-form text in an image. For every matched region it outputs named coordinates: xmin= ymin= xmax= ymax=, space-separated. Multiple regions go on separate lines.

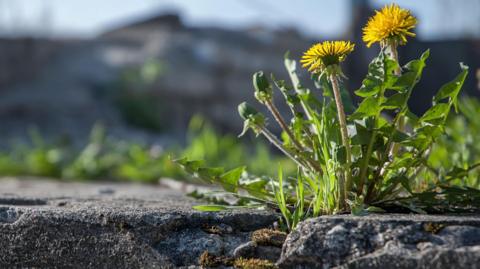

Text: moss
xmin=251 ymin=228 xmax=287 ymax=247
xmin=198 ymin=251 xmax=233 ymax=268
xmin=202 ymin=224 xmax=222 ymax=235
xmin=234 ymin=258 xmax=277 ymax=269
xmin=423 ymin=222 xmax=445 ymax=234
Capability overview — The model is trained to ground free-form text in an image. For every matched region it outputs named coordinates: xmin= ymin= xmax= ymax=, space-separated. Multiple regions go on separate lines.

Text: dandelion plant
xmin=176 ymin=3 xmax=475 ymax=231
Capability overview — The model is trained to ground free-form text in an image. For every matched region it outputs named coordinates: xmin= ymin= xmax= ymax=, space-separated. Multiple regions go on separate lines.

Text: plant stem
xmin=329 ymin=74 xmax=352 ymax=208
xmin=358 ymin=77 xmax=388 ymax=196
xmin=387 ymin=40 xmax=403 ymax=157
xmin=259 ymin=126 xmax=310 ymax=171
xmin=265 ymin=100 xmax=323 ymax=174
xmin=388 ymin=41 xmax=401 ymax=76
xmin=265 ymin=100 xmax=304 ymax=153
xmin=357 ymin=131 xmax=376 ymax=196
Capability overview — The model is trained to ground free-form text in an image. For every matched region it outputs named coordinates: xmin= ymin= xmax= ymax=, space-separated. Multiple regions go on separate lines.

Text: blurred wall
xmin=0 ymin=8 xmax=478 ymax=144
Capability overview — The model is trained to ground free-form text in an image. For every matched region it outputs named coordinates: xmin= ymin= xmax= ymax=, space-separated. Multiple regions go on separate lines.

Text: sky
xmin=0 ymin=0 xmax=478 ymax=40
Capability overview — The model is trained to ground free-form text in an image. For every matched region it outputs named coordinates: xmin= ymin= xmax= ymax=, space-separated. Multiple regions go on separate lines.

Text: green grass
xmin=427 ymin=97 xmax=480 ymax=188
xmin=0 ymin=117 xmax=294 ymax=183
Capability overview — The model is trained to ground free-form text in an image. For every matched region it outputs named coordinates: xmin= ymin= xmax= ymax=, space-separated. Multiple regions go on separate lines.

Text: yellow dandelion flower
xmin=363 ymin=4 xmax=417 ymax=47
xmin=301 ymin=41 xmax=355 ymax=73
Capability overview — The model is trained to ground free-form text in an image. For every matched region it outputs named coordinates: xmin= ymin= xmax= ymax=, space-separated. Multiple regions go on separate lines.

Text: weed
xmin=177 ymin=4 xmax=474 ymax=231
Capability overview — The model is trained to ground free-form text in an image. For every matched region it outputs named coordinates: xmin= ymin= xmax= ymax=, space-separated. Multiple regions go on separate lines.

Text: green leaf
xmin=242 ymin=178 xmax=270 ymax=198
xmin=406 ymin=49 xmax=430 ymax=71
xmin=350 ymin=203 xmax=368 ymax=216
xmin=419 ymin=103 xmax=450 ymax=123
xmin=274 ymin=166 xmax=292 ymax=230
xmin=401 ymin=136 xmax=430 ymax=151
xmin=315 ymin=72 xmax=334 ymax=97
xmin=197 ymin=167 xmax=224 ymax=181
xmin=391 ymin=49 xmax=429 ymax=92
xmin=271 ymin=74 xmax=299 ymax=111
xmin=366 ymin=206 xmax=386 ymax=213
xmin=382 ymin=92 xmax=408 ymax=110
xmin=350 ymin=96 xmax=379 ymax=119
xmin=383 ymin=57 xmax=400 ymax=88
xmin=355 ymin=81 xmax=382 ymax=97
xmin=284 ymin=51 xmax=296 ymax=73
xmin=351 ymin=123 xmax=373 ymax=145
xmin=405 ymin=109 xmax=419 ymax=126
xmin=416 ymin=125 xmax=444 ymax=138
xmin=433 ymin=63 xmax=469 ymax=111
xmin=173 ymin=157 xmax=204 ymax=174
xmin=445 ymin=166 xmax=470 ymax=180
xmin=193 ymin=205 xmax=229 ymax=212
xmin=420 ymin=49 xmax=431 ymax=62
xmin=392 ymin=130 xmax=410 ymax=143
xmin=354 ymin=54 xmax=385 ymax=97
xmin=388 ymin=152 xmax=415 ymax=170
xmin=391 ymin=72 xmax=417 ymax=90
xmin=393 ymin=175 xmax=412 ymax=193
xmin=219 ymin=166 xmax=245 ymax=193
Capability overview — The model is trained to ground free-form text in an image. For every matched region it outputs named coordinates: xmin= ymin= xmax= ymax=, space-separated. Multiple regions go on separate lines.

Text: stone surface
xmin=4 ymin=177 xmax=480 ymax=268
xmin=278 ymin=214 xmax=480 ymax=269
xmin=0 ymin=177 xmax=277 ymax=268
xmin=233 ymin=241 xmax=282 ymax=262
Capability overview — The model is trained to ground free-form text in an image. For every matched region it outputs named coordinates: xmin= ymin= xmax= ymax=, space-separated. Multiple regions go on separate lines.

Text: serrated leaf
xmin=433 ymin=63 xmax=469 ymax=111
xmin=392 ymin=130 xmax=410 ymax=143
xmin=355 ymin=82 xmax=382 ymax=97
xmin=405 ymin=109 xmax=419 ymax=126
xmin=197 ymin=167 xmax=224 ymax=182
xmin=219 ymin=166 xmax=245 ymax=193
xmin=401 ymin=136 xmax=430 ymax=151
xmin=384 ymin=57 xmax=400 ymax=87
xmin=419 ymin=103 xmax=450 ymax=123
xmin=355 ymin=53 xmax=385 ymax=97
xmin=391 ymin=49 xmax=429 ymax=91
xmin=416 ymin=125 xmax=444 ymax=138
xmin=382 ymin=92 xmax=408 ymax=109
xmin=391 ymin=72 xmax=417 ymax=90
xmin=350 ymin=96 xmax=379 ymax=119
xmin=388 ymin=152 xmax=415 ymax=170
xmin=173 ymin=157 xmax=205 ymax=173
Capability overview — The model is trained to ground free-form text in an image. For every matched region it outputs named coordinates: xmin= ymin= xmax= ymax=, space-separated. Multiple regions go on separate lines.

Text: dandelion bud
xmin=253 ymin=71 xmax=272 ymax=102
xmin=238 ymin=102 xmax=265 ymax=134
xmin=238 ymin=102 xmax=259 ymax=120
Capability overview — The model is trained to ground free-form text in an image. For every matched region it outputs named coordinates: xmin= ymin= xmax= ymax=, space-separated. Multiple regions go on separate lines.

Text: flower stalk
xmin=264 ymin=100 xmax=323 ymax=173
xmin=363 ymin=3 xmax=417 ymax=163
xmin=329 ymin=73 xmax=352 ymax=208
xmin=300 ymin=40 xmax=355 ymax=210
xmin=252 ymin=71 xmax=322 ymax=174
xmin=258 ymin=126 xmax=310 ymax=171
xmin=265 ymin=100 xmax=303 ymax=153
xmin=385 ymin=40 xmax=405 ymax=157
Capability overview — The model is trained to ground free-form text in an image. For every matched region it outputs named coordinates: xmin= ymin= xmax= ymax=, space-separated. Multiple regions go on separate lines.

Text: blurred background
xmin=0 ymin=0 xmax=479 ymax=183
